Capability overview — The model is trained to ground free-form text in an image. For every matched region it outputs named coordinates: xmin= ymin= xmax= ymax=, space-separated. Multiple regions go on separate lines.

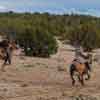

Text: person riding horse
xmin=70 ymin=47 xmax=92 ymax=86
xmin=74 ymin=47 xmax=91 ymax=71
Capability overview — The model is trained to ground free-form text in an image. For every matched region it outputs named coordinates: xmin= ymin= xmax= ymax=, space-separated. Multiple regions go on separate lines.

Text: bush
xmin=67 ymin=23 xmax=100 ymax=51
xmin=16 ymin=28 xmax=58 ymax=57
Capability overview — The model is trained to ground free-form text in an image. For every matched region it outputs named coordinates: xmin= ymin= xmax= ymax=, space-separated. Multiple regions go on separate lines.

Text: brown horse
xmin=0 ymin=40 xmax=17 ymax=59
xmin=70 ymin=59 xmax=91 ymax=86
xmin=4 ymin=40 xmax=18 ymax=64
xmin=0 ymin=40 xmax=9 ymax=59
xmin=0 ymin=39 xmax=18 ymax=71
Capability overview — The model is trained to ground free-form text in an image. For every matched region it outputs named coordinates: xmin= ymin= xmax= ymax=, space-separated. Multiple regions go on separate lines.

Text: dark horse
xmin=0 ymin=39 xmax=18 ymax=71
xmin=0 ymin=40 xmax=9 ymax=59
xmin=70 ymin=55 xmax=92 ymax=86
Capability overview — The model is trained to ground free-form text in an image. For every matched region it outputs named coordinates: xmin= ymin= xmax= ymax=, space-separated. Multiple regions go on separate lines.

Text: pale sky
xmin=0 ymin=0 xmax=100 ymax=16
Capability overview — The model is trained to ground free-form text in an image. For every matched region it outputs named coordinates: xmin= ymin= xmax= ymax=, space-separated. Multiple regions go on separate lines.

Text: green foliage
xmin=0 ymin=12 xmax=100 ymax=53
xmin=68 ymin=23 xmax=100 ymax=51
xmin=16 ymin=28 xmax=58 ymax=57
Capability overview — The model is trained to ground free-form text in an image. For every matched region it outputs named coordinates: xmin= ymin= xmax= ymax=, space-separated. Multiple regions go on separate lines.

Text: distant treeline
xmin=0 ymin=12 xmax=100 ymax=56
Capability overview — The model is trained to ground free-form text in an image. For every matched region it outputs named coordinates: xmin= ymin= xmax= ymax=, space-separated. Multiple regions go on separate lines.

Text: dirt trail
xmin=0 ymin=41 xmax=100 ymax=100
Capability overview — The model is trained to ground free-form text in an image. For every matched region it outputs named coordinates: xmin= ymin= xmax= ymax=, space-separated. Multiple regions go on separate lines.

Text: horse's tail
xmin=69 ymin=63 xmax=76 ymax=76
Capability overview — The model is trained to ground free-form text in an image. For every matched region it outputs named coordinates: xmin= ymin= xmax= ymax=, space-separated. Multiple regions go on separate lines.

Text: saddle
xmin=73 ymin=59 xmax=82 ymax=64
xmin=72 ymin=59 xmax=86 ymax=74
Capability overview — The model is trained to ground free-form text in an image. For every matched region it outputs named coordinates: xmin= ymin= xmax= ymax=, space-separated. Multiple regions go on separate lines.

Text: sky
xmin=0 ymin=0 xmax=100 ymax=17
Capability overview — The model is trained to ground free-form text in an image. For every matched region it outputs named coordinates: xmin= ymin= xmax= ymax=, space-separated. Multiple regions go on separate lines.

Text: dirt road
xmin=0 ymin=43 xmax=100 ymax=100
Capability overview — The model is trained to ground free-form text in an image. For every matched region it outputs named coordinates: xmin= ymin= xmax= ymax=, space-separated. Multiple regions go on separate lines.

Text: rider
xmin=74 ymin=46 xmax=91 ymax=71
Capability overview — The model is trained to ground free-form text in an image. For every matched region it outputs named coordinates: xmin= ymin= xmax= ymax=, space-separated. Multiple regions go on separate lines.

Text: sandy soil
xmin=0 ymin=42 xmax=100 ymax=100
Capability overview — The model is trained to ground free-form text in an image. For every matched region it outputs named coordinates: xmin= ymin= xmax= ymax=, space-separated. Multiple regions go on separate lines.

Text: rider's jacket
xmin=75 ymin=48 xmax=88 ymax=64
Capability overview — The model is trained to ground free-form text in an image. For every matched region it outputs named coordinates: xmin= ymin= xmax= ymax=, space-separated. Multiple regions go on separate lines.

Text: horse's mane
xmin=0 ymin=40 xmax=9 ymax=48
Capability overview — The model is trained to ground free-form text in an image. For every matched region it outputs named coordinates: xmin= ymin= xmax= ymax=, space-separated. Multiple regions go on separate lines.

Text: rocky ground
xmin=0 ymin=42 xmax=100 ymax=100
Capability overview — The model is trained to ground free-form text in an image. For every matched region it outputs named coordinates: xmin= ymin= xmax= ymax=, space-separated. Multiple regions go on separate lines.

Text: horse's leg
xmin=80 ymin=74 xmax=84 ymax=86
xmin=1 ymin=53 xmax=8 ymax=71
xmin=77 ymin=74 xmax=81 ymax=82
xmin=8 ymin=55 xmax=11 ymax=65
xmin=70 ymin=64 xmax=75 ymax=86
xmin=3 ymin=55 xmax=8 ymax=65
xmin=85 ymin=62 xmax=91 ymax=72
xmin=87 ymin=72 xmax=90 ymax=80
xmin=85 ymin=70 xmax=90 ymax=80
xmin=70 ymin=71 xmax=75 ymax=86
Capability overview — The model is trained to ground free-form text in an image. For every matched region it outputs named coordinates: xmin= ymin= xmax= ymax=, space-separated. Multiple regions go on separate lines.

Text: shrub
xmin=16 ymin=28 xmax=58 ymax=57
xmin=67 ymin=23 xmax=100 ymax=51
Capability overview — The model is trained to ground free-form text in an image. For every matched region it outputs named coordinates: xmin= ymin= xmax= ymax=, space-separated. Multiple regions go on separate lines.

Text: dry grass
xmin=0 ymin=41 xmax=99 ymax=100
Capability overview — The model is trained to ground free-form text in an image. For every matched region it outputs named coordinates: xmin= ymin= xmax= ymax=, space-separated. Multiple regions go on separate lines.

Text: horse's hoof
xmin=72 ymin=82 xmax=75 ymax=86
xmin=81 ymin=83 xmax=85 ymax=86
xmin=85 ymin=76 xmax=90 ymax=80
xmin=85 ymin=78 xmax=89 ymax=80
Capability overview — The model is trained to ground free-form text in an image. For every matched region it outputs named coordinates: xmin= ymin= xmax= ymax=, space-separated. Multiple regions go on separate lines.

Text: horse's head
xmin=9 ymin=40 xmax=19 ymax=51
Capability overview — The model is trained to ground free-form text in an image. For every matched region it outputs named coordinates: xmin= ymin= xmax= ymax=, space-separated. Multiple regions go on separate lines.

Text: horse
xmin=0 ymin=40 xmax=9 ymax=59
xmin=0 ymin=40 xmax=17 ymax=59
xmin=69 ymin=54 xmax=92 ymax=86
xmin=0 ymin=39 xmax=18 ymax=71
xmin=4 ymin=41 xmax=18 ymax=64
